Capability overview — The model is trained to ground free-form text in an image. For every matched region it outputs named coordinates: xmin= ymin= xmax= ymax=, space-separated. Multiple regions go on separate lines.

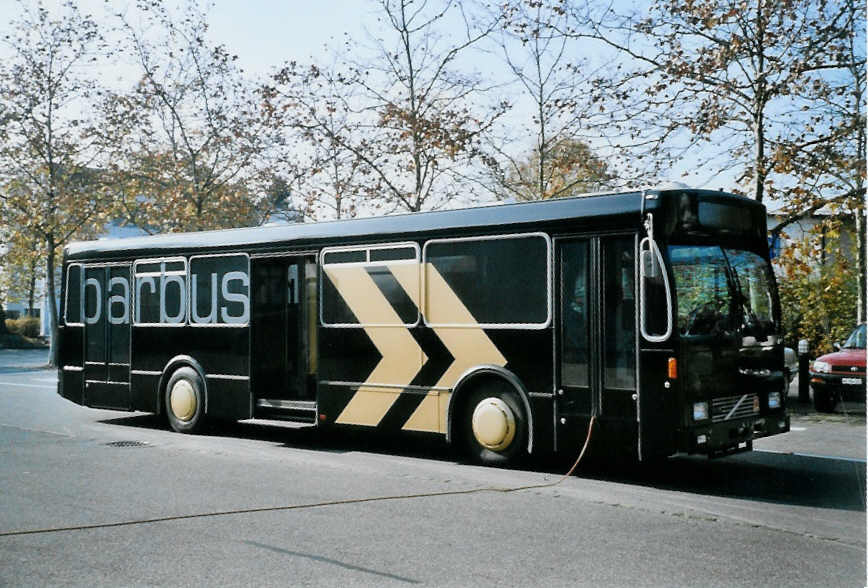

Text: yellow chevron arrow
xmin=324 ymin=264 xmax=427 ymax=426
xmin=392 ymin=263 xmax=507 ymax=433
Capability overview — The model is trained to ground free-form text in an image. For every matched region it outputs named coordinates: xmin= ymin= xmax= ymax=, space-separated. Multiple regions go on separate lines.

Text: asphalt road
xmin=0 ymin=349 xmax=865 ymax=587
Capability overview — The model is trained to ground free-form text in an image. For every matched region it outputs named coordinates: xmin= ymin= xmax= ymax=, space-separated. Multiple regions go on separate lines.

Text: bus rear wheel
xmin=461 ymin=381 xmax=527 ymax=466
xmin=165 ymin=367 xmax=205 ymax=434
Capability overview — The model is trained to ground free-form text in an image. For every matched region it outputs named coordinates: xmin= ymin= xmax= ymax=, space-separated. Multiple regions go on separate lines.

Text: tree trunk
xmin=27 ymin=262 xmax=36 ymax=317
xmin=753 ymin=119 xmax=765 ymax=203
xmin=857 ymin=211 xmax=866 ymax=324
xmin=46 ymin=238 xmax=59 ymax=367
xmin=0 ymin=288 xmax=7 ymax=335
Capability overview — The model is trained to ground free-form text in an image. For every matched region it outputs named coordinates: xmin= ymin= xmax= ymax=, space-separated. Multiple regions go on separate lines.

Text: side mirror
xmin=641 ymin=249 xmax=658 ymax=279
xmin=639 ymin=236 xmax=672 ymax=343
xmin=833 ymin=342 xmax=842 ymax=351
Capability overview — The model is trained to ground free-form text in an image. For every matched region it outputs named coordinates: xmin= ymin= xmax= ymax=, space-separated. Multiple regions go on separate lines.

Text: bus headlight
xmin=693 ymin=401 xmax=709 ymax=421
xmin=768 ymin=391 xmax=781 ymax=409
xmin=813 ymin=360 xmax=831 ymax=374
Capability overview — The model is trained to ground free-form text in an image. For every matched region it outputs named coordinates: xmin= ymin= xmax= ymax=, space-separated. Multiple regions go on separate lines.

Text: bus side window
xmin=189 ymin=254 xmax=250 ymax=326
xmin=320 ymin=244 xmax=419 ymax=327
xmin=424 ymin=234 xmax=549 ymax=328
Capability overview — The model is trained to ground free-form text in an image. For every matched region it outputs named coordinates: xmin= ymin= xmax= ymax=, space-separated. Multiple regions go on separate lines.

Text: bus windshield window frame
xmin=668 ymin=245 xmax=777 ymax=339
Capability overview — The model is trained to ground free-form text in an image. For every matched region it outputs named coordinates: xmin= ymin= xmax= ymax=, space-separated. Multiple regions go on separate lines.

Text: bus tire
xmin=812 ymin=386 xmax=837 ymax=413
xmin=165 ymin=367 xmax=206 ymax=434
xmin=460 ymin=380 xmax=527 ymax=466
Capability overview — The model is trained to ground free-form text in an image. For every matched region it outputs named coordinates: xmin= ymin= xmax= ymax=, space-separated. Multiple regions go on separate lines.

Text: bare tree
xmin=268 ymin=0 xmax=508 ymax=215
xmin=263 ymin=62 xmax=369 ymax=220
xmin=0 ymin=1 xmax=110 ymax=363
xmin=106 ymin=0 xmax=266 ymax=233
xmin=569 ymin=0 xmax=861 ymax=203
xmin=483 ymin=2 xmax=620 ymax=200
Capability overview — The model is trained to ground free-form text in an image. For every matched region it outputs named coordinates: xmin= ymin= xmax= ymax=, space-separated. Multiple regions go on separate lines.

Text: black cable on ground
xmin=0 ymin=417 xmax=596 ymax=539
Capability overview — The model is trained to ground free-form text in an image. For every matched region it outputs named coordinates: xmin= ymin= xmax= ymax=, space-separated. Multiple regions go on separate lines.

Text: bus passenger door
xmin=556 ymin=239 xmax=594 ymax=429
xmin=599 ymin=236 xmax=638 ymax=444
xmin=83 ymin=265 xmax=131 ymax=410
xmin=251 ymin=256 xmax=317 ymax=420
xmin=556 ymin=236 xmax=637 ymax=457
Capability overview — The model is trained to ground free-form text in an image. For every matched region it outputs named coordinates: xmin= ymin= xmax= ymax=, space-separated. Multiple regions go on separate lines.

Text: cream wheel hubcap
xmin=170 ymin=380 xmax=197 ymax=422
xmin=471 ymin=397 xmax=516 ymax=451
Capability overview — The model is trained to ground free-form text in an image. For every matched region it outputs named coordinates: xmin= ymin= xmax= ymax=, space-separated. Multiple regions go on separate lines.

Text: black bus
xmin=57 ymin=188 xmax=790 ymax=464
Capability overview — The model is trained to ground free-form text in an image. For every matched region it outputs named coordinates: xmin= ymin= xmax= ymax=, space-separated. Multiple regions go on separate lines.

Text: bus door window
xmin=84 ymin=267 xmax=106 ymax=368
xmin=107 ymin=266 xmax=131 ymax=372
xmin=557 ymin=239 xmax=592 ymax=418
xmin=252 ymin=257 xmax=316 ymax=401
xmin=252 ymin=262 xmax=289 ymax=395
xmin=304 ymin=259 xmax=318 ymax=397
xmin=286 ymin=262 xmax=302 ymax=385
xmin=603 ymin=237 xmax=636 ymax=392
xmin=560 ymin=241 xmax=590 ymax=389
xmin=83 ymin=264 xmax=131 ymax=408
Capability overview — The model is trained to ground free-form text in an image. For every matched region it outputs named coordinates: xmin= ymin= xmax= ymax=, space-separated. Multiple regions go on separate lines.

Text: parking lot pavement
xmin=747 ymin=373 xmax=865 ymax=461
xmin=0 ymin=347 xmax=50 ymax=371
xmin=787 ymin=373 xmax=866 ymax=419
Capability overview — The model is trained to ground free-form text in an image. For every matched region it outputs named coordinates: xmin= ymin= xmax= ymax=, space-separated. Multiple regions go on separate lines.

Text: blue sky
xmin=0 ymin=0 xmax=733 ymax=193
xmin=0 ymin=1 xmax=370 ymax=77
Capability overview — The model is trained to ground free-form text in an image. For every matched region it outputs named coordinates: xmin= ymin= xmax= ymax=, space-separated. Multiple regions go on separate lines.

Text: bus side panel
xmin=638 ymin=349 xmax=676 ymax=460
xmin=205 ymin=376 xmax=252 ymax=420
xmin=59 ymin=325 xmax=84 ymax=405
xmin=529 ymin=394 xmax=555 ymax=454
xmin=318 ymin=327 xmax=382 ymax=385
xmin=131 ymin=371 xmax=160 ymax=412
xmin=131 ymin=326 xmax=251 ymax=420
xmin=60 ymin=368 xmax=84 ymax=405
xmin=485 ymin=329 xmax=552 ymax=394
xmin=487 ymin=329 xmax=554 ymax=454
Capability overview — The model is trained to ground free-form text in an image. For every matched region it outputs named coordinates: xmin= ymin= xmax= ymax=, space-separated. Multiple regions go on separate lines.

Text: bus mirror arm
xmin=639 ymin=217 xmax=673 ymax=343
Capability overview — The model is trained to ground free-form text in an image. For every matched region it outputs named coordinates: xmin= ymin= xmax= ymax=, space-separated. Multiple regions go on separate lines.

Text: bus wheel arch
xmin=159 ymin=356 xmax=208 ymax=433
xmin=448 ymin=367 xmax=534 ymax=464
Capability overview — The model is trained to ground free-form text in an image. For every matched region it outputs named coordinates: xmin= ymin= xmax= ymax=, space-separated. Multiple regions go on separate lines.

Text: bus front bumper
xmin=685 ymin=413 xmax=790 ymax=457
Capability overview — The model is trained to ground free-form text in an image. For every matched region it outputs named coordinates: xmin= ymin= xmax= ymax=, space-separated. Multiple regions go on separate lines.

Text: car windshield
xmin=842 ymin=324 xmax=866 ymax=349
xmin=669 ymin=245 xmax=776 ymax=339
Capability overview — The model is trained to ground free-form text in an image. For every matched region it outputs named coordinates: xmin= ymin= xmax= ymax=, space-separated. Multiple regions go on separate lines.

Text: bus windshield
xmin=669 ymin=245 xmax=776 ymax=339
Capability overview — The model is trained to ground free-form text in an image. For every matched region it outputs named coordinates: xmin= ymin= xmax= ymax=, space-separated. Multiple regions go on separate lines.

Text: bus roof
xmin=63 ymin=188 xmax=757 ymax=261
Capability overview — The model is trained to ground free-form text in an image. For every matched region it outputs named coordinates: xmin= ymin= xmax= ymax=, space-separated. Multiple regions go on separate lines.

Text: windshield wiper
xmin=720 ymin=249 xmax=764 ymax=340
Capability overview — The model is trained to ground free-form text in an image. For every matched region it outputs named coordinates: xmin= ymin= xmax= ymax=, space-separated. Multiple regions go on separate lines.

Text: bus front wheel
xmin=460 ymin=381 xmax=527 ymax=466
xmin=165 ymin=367 xmax=206 ymax=434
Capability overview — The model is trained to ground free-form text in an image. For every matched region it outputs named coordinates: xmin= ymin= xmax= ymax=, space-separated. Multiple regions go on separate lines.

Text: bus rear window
xmin=65 ymin=264 xmax=83 ymax=325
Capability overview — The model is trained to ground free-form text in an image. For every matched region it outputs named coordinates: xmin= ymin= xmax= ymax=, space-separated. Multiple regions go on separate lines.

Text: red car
xmin=810 ymin=324 xmax=866 ymax=412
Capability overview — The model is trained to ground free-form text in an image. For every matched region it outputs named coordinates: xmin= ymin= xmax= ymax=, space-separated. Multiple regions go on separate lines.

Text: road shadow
xmin=100 ymin=414 xmax=865 ymax=513
xmin=574 ymin=451 xmax=867 ymax=513
xmin=99 ymin=414 xmax=456 ymax=461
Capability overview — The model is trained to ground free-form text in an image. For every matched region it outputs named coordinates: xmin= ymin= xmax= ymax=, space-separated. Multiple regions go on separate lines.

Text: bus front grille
xmin=711 ymin=394 xmax=758 ymax=423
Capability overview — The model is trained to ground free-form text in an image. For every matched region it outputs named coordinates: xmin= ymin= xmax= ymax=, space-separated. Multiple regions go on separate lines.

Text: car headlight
xmin=693 ymin=401 xmax=709 ymax=421
xmin=768 ymin=391 xmax=781 ymax=409
xmin=813 ymin=360 xmax=831 ymax=374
